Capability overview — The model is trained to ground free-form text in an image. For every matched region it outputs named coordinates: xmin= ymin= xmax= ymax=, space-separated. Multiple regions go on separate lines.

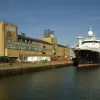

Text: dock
xmin=0 ymin=61 xmax=73 ymax=77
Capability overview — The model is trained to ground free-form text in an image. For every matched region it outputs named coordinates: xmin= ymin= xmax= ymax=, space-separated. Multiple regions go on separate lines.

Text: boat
xmin=72 ymin=27 xmax=100 ymax=67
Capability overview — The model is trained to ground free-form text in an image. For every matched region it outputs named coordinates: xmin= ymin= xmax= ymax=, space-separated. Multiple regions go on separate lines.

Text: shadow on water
xmin=76 ymin=65 xmax=100 ymax=71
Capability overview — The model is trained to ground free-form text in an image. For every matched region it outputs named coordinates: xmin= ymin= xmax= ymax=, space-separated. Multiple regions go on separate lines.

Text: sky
xmin=0 ymin=0 xmax=100 ymax=47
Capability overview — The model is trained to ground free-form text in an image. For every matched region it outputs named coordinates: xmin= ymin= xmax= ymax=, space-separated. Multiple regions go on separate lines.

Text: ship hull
xmin=73 ymin=49 xmax=100 ymax=67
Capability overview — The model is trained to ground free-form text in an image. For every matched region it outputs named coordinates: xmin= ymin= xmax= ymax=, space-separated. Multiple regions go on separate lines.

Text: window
xmin=42 ymin=52 xmax=46 ymax=54
xmin=25 ymin=40 xmax=27 ymax=43
xmin=82 ymin=41 xmax=98 ymax=44
xmin=43 ymin=46 xmax=46 ymax=48
xmin=7 ymin=31 xmax=12 ymax=40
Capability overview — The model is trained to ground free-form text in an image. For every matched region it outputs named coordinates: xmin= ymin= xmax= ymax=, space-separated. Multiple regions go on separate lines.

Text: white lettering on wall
xmin=7 ymin=27 xmax=15 ymax=32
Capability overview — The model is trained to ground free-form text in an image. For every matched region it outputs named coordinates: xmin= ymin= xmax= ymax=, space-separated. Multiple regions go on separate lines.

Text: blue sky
xmin=0 ymin=0 xmax=100 ymax=46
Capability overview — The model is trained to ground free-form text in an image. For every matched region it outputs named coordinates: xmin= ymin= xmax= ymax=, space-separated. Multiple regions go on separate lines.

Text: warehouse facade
xmin=0 ymin=21 xmax=70 ymax=61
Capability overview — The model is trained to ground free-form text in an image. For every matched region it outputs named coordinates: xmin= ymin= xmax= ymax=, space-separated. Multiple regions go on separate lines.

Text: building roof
xmin=0 ymin=21 xmax=18 ymax=27
xmin=18 ymin=35 xmax=52 ymax=45
xmin=57 ymin=44 xmax=68 ymax=48
xmin=18 ymin=35 xmax=68 ymax=47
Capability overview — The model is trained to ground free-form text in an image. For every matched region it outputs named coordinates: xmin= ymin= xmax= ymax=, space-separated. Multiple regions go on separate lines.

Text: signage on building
xmin=7 ymin=27 xmax=15 ymax=32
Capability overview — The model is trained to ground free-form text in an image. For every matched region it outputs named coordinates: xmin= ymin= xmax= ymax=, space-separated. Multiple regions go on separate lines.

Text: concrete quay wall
xmin=0 ymin=61 xmax=73 ymax=77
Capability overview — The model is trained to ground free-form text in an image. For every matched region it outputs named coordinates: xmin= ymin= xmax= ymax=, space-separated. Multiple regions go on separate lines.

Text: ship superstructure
xmin=72 ymin=27 xmax=100 ymax=67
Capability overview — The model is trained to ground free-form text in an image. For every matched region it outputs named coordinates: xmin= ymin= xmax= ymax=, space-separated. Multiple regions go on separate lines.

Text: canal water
xmin=0 ymin=66 xmax=100 ymax=100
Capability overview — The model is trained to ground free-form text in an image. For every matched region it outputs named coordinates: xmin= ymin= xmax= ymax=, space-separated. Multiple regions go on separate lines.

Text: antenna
xmin=90 ymin=26 xmax=92 ymax=31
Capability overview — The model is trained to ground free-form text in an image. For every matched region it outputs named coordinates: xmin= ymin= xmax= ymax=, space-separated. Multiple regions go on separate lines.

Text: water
xmin=0 ymin=66 xmax=100 ymax=100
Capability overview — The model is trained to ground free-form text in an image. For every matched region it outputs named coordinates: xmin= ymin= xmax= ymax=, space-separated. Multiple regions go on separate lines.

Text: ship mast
xmin=90 ymin=26 xmax=92 ymax=31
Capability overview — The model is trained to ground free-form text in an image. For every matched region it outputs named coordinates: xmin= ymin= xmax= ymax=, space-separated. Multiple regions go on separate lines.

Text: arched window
xmin=7 ymin=31 xmax=12 ymax=40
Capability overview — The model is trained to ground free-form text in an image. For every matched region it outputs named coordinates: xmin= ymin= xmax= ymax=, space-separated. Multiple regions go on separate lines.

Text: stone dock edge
xmin=0 ymin=61 xmax=73 ymax=77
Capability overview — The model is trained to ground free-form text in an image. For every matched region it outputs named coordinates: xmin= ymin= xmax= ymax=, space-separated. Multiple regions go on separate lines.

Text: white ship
xmin=72 ymin=27 xmax=100 ymax=67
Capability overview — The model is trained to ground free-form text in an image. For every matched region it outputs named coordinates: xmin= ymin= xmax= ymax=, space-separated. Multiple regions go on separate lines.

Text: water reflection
xmin=0 ymin=66 xmax=100 ymax=100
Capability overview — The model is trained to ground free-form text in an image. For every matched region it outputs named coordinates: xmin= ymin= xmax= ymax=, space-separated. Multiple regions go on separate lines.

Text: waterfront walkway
xmin=0 ymin=61 xmax=73 ymax=77
xmin=0 ymin=61 xmax=72 ymax=70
